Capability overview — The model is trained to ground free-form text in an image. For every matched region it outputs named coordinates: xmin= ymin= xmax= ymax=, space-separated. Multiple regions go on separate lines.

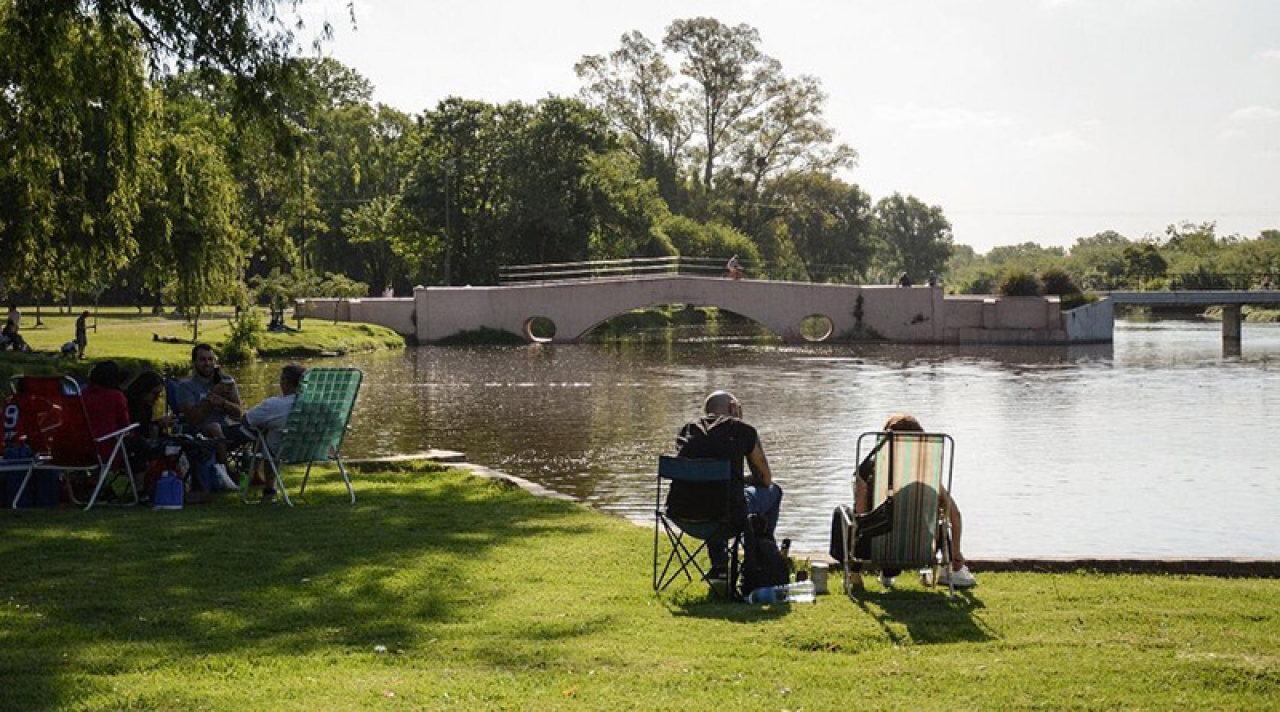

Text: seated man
xmin=226 ymin=363 xmax=306 ymax=502
xmin=852 ymin=413 xmax=975 ymax=588
xmin=671 ymin=390 xmax=783 ymax=580
xmin=173 ymin=343 xmax=243 ymax=438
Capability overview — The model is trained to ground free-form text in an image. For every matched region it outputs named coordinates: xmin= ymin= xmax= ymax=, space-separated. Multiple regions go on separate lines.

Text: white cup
xmin=811 ymin=562 xmax=830 ymax=594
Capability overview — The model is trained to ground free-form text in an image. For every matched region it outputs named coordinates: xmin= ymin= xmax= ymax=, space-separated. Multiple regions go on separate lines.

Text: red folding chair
xmin=8 ymin=376 xmax=139 ymax=510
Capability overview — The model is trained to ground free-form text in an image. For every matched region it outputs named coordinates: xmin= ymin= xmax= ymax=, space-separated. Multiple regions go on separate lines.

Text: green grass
xmin=2 ymin=465 xmax=1278 ymax=709
xmin=0 ymin=307 xmax=404 ymax=381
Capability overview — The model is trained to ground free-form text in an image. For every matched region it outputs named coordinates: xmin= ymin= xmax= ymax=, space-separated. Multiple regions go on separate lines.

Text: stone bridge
xmin=299 ymin=275 xmax=1114 ymax=345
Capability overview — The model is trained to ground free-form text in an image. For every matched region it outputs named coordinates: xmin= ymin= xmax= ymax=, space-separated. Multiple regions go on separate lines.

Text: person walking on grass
xmin=75 ymin=310 xmax=90 ymax=358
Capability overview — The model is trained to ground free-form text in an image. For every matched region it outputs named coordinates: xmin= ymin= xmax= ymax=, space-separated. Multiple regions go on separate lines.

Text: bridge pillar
xmin=1222 ymin=304 xmax=1242 ymax=355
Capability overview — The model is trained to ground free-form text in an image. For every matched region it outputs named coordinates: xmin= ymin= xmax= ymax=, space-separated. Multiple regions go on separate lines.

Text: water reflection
xmin=233 ymin=320 xmax=1280 ymax=558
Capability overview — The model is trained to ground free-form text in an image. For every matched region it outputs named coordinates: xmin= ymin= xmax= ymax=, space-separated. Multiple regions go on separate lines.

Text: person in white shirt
xmin=244 ymin=363 xmax=305 ymax=454
xmin=230 ymin=363 xmax=305 ymax=501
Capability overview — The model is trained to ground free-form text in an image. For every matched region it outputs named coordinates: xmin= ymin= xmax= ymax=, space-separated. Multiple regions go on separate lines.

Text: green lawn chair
xmin=247 ymin=367 xmax=362 ymax=506
xmin=841 ymin=430 xmax=956 ymax=595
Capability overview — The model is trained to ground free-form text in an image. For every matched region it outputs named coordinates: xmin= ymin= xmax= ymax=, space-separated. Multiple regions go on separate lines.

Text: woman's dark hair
xmin=125 ymin=370 xmax=164 ymax=402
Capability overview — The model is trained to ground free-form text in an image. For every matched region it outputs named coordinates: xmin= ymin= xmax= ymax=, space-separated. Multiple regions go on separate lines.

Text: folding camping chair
xmin=243 ymin=367 xmax=362 ymax=506
xmin=653 ymin=455 xmax=743 ymax=600
xmin=839 ymin=430 xmax=956 ymax=596
xmin=8 ymin=376 xmax=139 ymax=510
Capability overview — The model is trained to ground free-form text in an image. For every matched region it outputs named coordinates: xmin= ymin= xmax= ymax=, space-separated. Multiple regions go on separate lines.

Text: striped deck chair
xmin=841 ymin=430 xmax=956 ymax=595
xmin=246 ymin=367 xmax=362 ymax=506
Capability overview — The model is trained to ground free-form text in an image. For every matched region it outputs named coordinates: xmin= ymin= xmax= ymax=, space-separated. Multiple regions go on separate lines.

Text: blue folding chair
xmin=653 ymin=455 xmax=742 ymax=600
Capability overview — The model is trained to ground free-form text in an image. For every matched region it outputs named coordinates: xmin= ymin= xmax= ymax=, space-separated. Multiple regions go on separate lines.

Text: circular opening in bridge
xmin=524 ymin=316 xmax=557 ymax=343
xmin=799 ymin=314 xmax=834 ymax=342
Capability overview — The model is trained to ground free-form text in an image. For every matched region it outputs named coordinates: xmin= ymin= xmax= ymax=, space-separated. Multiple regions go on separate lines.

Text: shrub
xmin=998 ymin=269 xmax=1042 ymax=297
xmin=221 ymin=310 xmax=264 ymax=363
xmin=1041 ymin=267 xmax=1082 ymax=296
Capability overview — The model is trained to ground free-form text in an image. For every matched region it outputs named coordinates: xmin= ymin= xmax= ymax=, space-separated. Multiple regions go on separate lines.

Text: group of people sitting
xmin=667 ymin=390 xmax=977 ymax=592
xmin=75 ymin=343 xmax=304 ymax=504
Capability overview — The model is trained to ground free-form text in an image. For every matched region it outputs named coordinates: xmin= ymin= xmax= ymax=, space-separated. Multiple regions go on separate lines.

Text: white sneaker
xmin=877 ymin=573 xmax=896 ymax=589
xmin=939 ymin=565 xmax=977 ymax=588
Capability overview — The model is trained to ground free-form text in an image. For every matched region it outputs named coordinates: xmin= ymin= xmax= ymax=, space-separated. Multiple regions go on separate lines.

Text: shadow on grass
xmin=0 ymin=466 xmax=585 ymax=709
xmin=849 ymin=587 xmax=995 ymax=646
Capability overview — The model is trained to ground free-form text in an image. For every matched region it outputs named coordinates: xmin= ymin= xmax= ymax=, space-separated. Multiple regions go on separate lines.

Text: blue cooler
xmin=153 ymin=473 xmax=184 ymax=510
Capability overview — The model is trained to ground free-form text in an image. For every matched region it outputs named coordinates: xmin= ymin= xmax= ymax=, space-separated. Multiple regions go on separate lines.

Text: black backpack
xmin=739 ymin=515 xmax=790 ymax=594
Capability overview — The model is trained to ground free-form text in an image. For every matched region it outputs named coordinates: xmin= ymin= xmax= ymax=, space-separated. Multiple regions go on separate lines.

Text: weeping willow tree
xmin=0 ymin=0 xmax=344 ymax=308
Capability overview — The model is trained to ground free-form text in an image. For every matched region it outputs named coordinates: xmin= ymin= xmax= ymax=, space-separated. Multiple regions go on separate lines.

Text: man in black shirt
xmin=672 ymin=390 xmax=784 ymax=578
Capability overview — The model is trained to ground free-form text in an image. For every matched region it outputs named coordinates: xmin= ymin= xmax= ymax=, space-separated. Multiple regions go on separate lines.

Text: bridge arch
xmin=537 ymin=277 xmax=842 ymax=343
xmin=576 ymin=304 xmax=784 ymax=342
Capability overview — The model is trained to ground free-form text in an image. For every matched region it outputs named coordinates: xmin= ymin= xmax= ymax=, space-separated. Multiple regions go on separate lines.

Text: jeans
xmin=709 ymin=483 xmax=783 ymax=569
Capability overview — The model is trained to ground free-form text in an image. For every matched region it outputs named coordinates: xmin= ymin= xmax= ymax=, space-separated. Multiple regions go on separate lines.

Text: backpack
xmin=740 ymin=514 xmax=790 ymax=594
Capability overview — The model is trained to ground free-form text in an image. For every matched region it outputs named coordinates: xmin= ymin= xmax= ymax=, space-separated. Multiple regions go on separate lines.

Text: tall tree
xmin=663 ymin=17 xmax=775 ymax=192
xmin=771 ymin=173 xmax=874 ymax=282
xmin=575 ymin=31 xmax=688 ymax=200
xmin=0 ymin=0 xmax=341 ymax=298
xmin=871 ymin=193 xmax=954 ymax=282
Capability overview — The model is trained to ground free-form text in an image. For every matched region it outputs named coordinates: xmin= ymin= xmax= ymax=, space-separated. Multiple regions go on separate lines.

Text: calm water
xmin=236 ymin=320 xmax=1280 ymax=558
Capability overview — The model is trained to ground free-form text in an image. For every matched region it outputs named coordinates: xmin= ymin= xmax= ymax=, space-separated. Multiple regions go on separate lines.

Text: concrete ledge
xmin=346 ymin=450 xmax=467 ymax=465
xmin=460 ymin=463 xmax=578 ymax=503
xmin=791 ymin=553 xmax=1280 ymax=578
xmin=968 ymin=557 xmax=1280 ymax=578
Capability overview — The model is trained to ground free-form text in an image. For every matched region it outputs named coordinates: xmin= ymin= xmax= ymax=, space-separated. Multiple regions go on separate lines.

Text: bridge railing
xmin=498 ymin=256 xmax=727 ymax=284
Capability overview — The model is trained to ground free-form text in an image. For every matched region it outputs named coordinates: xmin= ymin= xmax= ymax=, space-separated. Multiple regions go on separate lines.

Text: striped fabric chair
xmin=841 ymin=430 xmax=956 ymax=595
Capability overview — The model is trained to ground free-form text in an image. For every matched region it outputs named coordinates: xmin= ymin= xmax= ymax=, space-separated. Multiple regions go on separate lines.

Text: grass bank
xmin=0 ymin=307 xmax=404 ymax=381
xmin=2 ymin=465 xmax=1277 ymax=709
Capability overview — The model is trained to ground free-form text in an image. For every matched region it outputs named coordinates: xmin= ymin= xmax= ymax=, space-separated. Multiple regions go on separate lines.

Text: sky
xmin=303 ymin=0 xmax=1280 ymax=254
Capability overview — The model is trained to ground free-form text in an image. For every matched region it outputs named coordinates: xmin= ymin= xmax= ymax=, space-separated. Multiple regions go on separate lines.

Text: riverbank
xmin=2 ymin=463 xmax=1276 ymax=709
xmin=0 ymin=307 xmax=404 ymax=381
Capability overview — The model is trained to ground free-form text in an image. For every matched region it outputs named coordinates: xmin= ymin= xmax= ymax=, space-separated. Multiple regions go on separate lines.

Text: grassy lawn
xmin=1 ymin=464 xmax=1277 ymax=710
xmin=0 ymin=307 xmax=403 ymax=381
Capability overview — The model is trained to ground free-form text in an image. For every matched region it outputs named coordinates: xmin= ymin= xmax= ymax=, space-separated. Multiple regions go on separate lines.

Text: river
xmin=234 ymin=319 xmax=1280 ymax=558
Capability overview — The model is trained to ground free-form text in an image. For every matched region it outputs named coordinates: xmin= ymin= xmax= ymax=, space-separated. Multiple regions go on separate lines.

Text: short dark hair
xmin=88 ymin=360 xmax=125 ymax=389
xmin=191 ymin=343 xmax=215 ymax=362
xmin=281 ymin=363 xmax=306 ymax=389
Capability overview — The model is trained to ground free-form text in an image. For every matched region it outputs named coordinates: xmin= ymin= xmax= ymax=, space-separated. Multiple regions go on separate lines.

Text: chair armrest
xmin=95 ymin=422 xmax=140 ymax=442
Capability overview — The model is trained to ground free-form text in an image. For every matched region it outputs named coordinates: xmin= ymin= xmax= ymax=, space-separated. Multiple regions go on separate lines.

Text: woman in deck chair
xmin=853 ymin=413 xmax=976 ymax=588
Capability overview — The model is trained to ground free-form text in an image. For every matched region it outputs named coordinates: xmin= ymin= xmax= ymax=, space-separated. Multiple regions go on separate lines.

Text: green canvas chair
xmin=244 ymin=367 xmax=362 ymax=506
xmin=840 ymin=430 xmax=956 ymax=595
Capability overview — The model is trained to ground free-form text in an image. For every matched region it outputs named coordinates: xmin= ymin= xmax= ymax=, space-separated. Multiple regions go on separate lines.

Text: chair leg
xmin=334 ymin=455 xmax=355 ymax=504
xmin=84 ymin=465 xmax=111 ymax=511
xmin=9 ymin=463 xmax=35 ymax=510
xmin=299 ymin=461 xmax=314 ymax=498
xmin=260 ymin=452 xmax=293 ymax=507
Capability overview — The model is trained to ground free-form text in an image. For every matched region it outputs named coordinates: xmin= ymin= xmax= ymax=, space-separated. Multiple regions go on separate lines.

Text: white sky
xmin=306 ymin=0 xmax=1280 ymax=254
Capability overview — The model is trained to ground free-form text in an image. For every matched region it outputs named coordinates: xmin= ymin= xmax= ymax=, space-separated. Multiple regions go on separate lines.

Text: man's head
xmin=191 ymin=343 xmax=218 ymax=378
xmin=883 ymin=413 xmax=923 ymax=432
xmin=88 ymin=360 xmax=125 ymax=389
xmin=703 ymin=390 xmax=742 ymax=419
xmin=280 ymin=363 xmax=306 ymax=395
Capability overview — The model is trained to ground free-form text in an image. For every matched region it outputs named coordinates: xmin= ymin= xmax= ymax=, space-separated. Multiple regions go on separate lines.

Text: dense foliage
xmin=948 ymin=223 xmax=1280 ymax=296
xmin=1 ymin=6 xmax=1275 ymax=308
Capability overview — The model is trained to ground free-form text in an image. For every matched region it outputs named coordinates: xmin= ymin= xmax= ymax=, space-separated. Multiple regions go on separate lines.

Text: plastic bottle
xmin=747 ymin=580 xmax=817 ymax=605
xmin=785 ymin=580 xmax=816 ymax=603
xmin=747 ymin=586 xmax=782 ymax=604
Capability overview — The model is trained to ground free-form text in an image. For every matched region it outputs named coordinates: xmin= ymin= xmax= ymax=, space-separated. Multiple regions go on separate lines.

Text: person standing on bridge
xmin=725 ymin=255 xmax=744 ymax=280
